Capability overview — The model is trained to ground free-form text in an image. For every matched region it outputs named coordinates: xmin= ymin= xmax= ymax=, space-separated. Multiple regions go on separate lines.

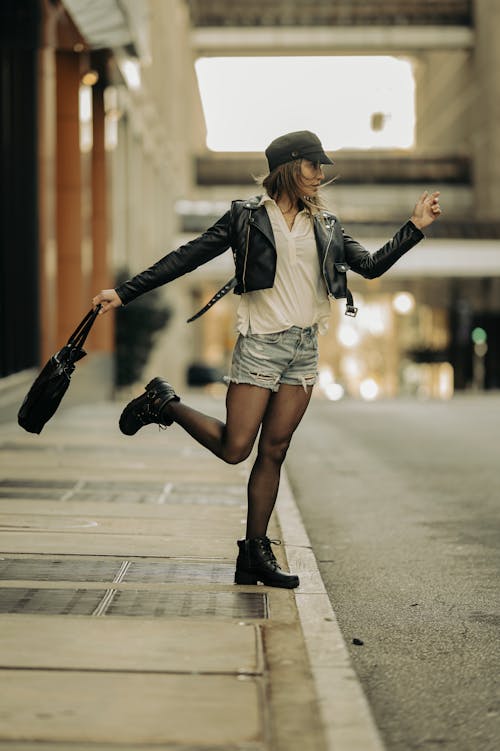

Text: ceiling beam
xmin=192 ymin=26 xmax=474 ymax=56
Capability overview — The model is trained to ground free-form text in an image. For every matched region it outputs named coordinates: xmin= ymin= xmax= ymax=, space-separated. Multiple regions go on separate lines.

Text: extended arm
xmin=344 ymin=191 xmax=441 ymax=279
xmin=93 ymin=210 xmax=231 ymax=314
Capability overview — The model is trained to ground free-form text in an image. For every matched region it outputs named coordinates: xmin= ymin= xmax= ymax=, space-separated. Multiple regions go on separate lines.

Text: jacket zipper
xmin=242 ymin=214 xmax=251 ymax=292
xmin=322 ymin=219 xmax=335 ymax=296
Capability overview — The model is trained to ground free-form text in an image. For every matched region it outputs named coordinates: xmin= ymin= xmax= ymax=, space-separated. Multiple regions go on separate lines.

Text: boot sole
xmin=118 ymin=396 xmax=145 ymax=436
xmin=234 ymin=570 xmax=299 ymax=589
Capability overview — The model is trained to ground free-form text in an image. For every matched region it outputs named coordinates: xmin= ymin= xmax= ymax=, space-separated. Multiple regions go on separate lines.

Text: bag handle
xmin=67 ymin=305 xmax=102 ymax=351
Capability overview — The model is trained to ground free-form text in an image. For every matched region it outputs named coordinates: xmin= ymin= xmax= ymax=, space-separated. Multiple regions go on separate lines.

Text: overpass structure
xmin=184 ymin=0 xmax=497 ymax=224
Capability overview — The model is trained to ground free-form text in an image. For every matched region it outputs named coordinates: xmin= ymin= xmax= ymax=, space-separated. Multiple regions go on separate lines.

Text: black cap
xmin=265 ymin=130 xmax=333 ymax=172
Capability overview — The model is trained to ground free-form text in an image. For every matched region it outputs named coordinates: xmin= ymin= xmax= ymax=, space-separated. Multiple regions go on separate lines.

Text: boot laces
xmin=258 ymin=537 xmax=281 ymax=564
xmin=143 ymin=390 xmax=169 ymax=428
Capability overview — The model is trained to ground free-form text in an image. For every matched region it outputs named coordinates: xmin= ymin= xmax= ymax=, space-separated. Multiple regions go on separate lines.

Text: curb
xmin=277 ymin=468 xmax=386 ymax=751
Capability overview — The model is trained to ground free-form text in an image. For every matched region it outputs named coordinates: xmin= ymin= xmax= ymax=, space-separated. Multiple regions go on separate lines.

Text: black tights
xmin=161 ymin=382 xmax=313 ymax=538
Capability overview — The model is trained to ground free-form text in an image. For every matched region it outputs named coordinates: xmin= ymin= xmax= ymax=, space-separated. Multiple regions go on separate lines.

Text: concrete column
xmin=472 ymin=0 xmax=500 ymax=219
xmin=37 ymin=46 xmax=58 ymax=362
xmin=55 ymin=51 xmax=84 ymax=342
xmin=90 ymin=83 xmax=113 ymax=352
xmin=414 ymin=50 xmax=472 ymax=157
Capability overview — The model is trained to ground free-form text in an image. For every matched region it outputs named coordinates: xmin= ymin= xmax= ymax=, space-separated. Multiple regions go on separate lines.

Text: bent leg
xmin=164 ymin=382 xmax=271 ymax=463
xmin=246 ymin=383 xmax=313 ymax=538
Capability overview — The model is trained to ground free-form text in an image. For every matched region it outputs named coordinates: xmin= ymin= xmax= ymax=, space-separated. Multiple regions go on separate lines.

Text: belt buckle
xmin=345 ymin=305 xmax=358 ymax=318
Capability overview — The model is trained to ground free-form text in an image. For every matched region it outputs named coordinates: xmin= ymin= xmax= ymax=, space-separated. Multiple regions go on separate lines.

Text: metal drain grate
xmin=0 ymin=479 xmax=245 ymax=505
xmin=106 ymin=590 xmax=268 ymax=619
xmin=0 ymin=587 xmax=106 ymax=615
xmin=0 ymin=479 xmax=168 ymax=504
xmin=125 ymin=561 xmax=235 ymax=584
xmin=0 ymin=558 xmax=123 ymax=582
xmin=0 ymin=479 xmax=74 ymax=500
xmin=0 ymin=480 xmax=74 ymax=488
xmin=0 ymin=587 xmax=268 ymax=618
xmin=0 ymin=489 xmax=67 ymax=500
xmin=0 ymin=558 xmax=235 ymax=585
xmin=0 ymin=442 xmax=211 ymax=457
xmin=169 ymin=483 xmax=245 ymax=506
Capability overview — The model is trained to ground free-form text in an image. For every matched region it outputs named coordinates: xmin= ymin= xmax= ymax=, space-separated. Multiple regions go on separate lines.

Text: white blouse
xmin=236 ymin=195 xmax=331 ymax=335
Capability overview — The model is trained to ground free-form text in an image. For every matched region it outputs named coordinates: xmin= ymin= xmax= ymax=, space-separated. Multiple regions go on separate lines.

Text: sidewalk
xmin=0 ymin=393 xmax=384 ymax=751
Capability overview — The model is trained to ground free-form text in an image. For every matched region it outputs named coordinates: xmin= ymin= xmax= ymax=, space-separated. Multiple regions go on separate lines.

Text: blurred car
xmin=186 ymin=362 xmax=225 ymax=386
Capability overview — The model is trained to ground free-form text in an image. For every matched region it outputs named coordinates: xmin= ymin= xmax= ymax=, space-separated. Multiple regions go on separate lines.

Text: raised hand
xmin=411 ymin=191 xmax=442 ymax=230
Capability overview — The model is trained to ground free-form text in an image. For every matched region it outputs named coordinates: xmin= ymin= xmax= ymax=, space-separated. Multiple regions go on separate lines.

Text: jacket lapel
xmin=250 ymin=205 xmax=276 ymax=249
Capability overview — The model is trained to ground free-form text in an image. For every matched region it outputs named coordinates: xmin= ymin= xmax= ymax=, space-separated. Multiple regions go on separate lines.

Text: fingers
xmin=422 ymin=191 xmax=442 ymax=222
xmin=92 ymin=293 xmax=106 ymax=314
xmin=412 ymin=190 xmax=442 ymax=228
xmin=97 ymin=301 xmax=111 ymax=315
xmin=429 ymin=191 xmax=441 ymax=215
xmin=92 ymin=289 xmax=121 ymax=315
xmin=418 ymin=190 xmax=440 ymax=203
xmin=419 ymin=190 xmax=442 ymax=215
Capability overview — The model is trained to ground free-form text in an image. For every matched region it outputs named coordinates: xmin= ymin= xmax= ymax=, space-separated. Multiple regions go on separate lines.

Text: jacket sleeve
xmin=115 ymin=211 xmax=232 ymax=305
xmin=343 ymin=220 xmax=424 ymax=280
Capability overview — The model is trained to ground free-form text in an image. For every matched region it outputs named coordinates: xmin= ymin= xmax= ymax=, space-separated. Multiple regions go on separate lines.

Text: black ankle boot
xmin=119 ymin=377 xmax=180 ymax=436
xmin=234 ymin=536 xmax=299 ymax=589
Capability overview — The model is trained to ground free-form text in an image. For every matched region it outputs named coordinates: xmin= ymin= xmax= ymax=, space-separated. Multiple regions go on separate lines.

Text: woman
xmin=93 ymin=130 xmax=441 ymax=589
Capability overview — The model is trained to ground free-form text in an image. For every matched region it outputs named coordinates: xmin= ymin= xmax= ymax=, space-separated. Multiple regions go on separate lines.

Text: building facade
xmin=0 ymin=0 xmax=200 ymax=419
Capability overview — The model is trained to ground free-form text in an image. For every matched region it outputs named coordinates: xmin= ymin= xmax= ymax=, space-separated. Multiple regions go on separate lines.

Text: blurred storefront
xmin=186 ymin=281 xmax=500 ymax=403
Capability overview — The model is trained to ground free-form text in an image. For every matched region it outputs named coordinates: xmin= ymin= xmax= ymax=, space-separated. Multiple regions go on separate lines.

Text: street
xmin=286 ymin=394 xmax=500 ymax=751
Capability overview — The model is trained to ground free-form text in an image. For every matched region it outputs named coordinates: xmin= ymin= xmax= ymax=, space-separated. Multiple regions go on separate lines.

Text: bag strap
xmin=67 ymin=305 xmax=102 ymax=350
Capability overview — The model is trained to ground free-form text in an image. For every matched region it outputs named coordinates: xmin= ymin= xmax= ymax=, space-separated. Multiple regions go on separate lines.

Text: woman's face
xmin=299 ymin=159 xmax=325 ymax=197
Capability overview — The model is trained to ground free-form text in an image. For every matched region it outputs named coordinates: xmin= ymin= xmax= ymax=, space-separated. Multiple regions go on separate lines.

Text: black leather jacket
xmin=115 ymin=195 xmax=424 ymax=318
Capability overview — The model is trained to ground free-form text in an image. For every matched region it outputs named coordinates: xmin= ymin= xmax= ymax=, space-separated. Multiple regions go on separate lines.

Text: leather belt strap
xmin=187 ymin=278 xmax=357 ymax=322
xmin=345 ymin=288 xmax=358 ymax=317
xmin=186 ymin=276 xmax=237 ymax=323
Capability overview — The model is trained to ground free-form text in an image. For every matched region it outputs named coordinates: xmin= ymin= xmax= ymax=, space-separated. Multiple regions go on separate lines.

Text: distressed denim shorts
xmin=226 ymin=325 xmax=319 ymax=392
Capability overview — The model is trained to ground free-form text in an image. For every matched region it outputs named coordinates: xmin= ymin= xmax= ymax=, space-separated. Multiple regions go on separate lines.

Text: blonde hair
xmin=260 ymin=159 xmax=331 ymax=217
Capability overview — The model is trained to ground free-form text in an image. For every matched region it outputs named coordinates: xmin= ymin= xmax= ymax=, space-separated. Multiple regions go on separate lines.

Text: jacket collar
xmin=250 ymin=194 xmax=335 ymax=221
xmin=241 ymin=194 xmax=336 ymax=244
xmin=242 ymin=196 xmax=275 ymax=248
xmin=243 ymin=195 xmax=263 ymax=210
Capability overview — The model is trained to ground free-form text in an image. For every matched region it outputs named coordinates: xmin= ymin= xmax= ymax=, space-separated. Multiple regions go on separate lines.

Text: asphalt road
xmin=286 ymin=394 xmax=500 ymax=751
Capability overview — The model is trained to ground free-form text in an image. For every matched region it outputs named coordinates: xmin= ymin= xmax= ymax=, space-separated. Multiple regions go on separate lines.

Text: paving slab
xmin=0 ymin=670 xmax=263 ymax=746
xmin=0 ymin=531 xmax=240 ymax=558
xmin=0 ymin=615 xmax=262 ymax=673
xmin=0 ymin=512 xmax=246 ymax=537
xmin=0 ymin=499 xmax=246 ymax=519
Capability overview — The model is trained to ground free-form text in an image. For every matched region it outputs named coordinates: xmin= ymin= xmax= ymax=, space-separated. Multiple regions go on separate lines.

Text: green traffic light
xmin=471 ymin=327 xmax=487 ymax=345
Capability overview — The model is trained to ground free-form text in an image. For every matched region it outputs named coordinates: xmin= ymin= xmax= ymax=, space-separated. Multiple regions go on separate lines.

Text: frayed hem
xmin=223 ymin=375 xmax=280 ymax=393
xmin=279 ymin=376 xmax=318 ymax=393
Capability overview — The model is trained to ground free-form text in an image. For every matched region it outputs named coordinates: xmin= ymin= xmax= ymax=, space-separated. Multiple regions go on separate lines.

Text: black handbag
xmin=17 ymin=306 xmax=102 ymax=434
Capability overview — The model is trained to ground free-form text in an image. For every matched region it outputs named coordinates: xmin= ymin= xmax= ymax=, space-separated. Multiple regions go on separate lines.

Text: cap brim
xmin=300 ymin=147 xmax=334 ymax=165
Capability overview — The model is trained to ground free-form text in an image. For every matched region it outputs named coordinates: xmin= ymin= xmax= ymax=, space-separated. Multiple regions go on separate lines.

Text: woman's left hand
xmin=410 ymin=191 xmax=442 ymax=230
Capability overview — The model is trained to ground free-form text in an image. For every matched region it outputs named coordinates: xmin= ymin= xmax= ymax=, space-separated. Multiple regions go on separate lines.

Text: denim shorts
xmin=226 ymin=325 xmax=319 ymax=392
